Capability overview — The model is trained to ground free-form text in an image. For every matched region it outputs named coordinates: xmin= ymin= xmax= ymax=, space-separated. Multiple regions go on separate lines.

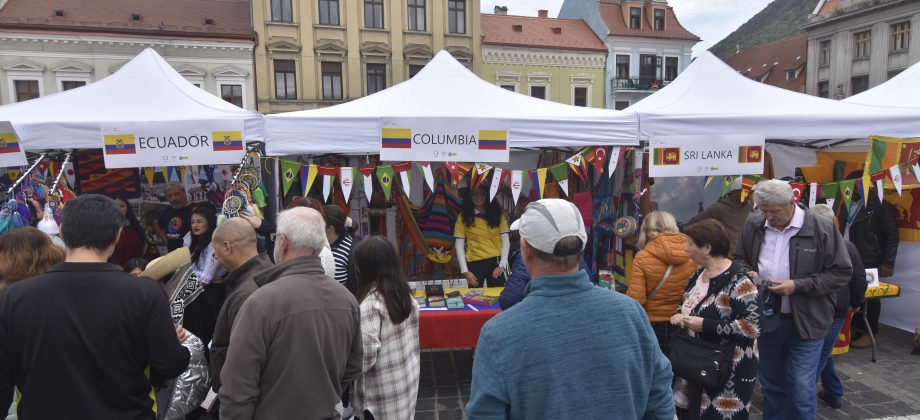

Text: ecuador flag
xmin=212 ymin=131 xmax=244 ymax=151
xmin=0 ymin=133 xmax=20 ymax=154
xmin=104 ymin=134 xmax=137 ymax=155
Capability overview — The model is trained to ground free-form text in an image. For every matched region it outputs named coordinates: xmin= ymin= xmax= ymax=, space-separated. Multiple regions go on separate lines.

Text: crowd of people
xmin=0 ymin=177 xmax=913 ymax=420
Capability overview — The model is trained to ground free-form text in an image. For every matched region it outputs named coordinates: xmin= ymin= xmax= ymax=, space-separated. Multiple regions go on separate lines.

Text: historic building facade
xmin=0 ymin=0 xmax=255 ymax=109
xmin=559 ymin=0 xmax=700 ymax=110
xmin=805 ymin=0 xmax=920 ymax=98
xmin=480 ymin=8 xmax=607 ymax=108
xmin=726 ymin=35 xmax=808 ymax=93
xmin=252 ymin=0 xmax=482 ymax=113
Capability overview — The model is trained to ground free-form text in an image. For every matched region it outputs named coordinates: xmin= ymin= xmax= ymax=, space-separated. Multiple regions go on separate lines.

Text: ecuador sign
xmin=0 ymin=121 xmax=27 ymax=167
xmin=101 ymin=120 xmax=246 ymax=168
xmin=648 ymin=134 xmax=765 ymax=178
xmin=379 ymin=117 xmax=510 ymax=162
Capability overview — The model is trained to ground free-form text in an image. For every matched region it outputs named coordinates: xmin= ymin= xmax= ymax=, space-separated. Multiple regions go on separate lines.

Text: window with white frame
xmin=213 ymin=66 xmax=250 ymax=109
xmin=2 ymin=59 xmax=45 ymax=103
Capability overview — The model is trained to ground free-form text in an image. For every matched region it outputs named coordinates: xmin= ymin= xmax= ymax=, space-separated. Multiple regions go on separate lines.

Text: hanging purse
xmin=666 ymin=273 xmax=737 ymax=389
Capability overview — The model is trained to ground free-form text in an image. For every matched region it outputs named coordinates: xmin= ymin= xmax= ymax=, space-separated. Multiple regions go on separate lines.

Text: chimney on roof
xmin=494 ymin=6 xmax=508 ymax=15
xmin=512 ymin=24 xmax=523 ymax=32
xmin=538 ymin=10 xmax=548 ymax=18
xmin=552 ymin=27 xmax=562 ymax=34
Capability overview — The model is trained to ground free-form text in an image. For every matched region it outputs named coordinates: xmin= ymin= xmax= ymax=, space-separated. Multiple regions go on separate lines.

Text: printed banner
xmin=648 ymin=134 xmax=765 ymax=177
xmin=379 ymin=117 xmax=510 ymax=162
xmin=0 ymin=122 xmax=27 ymax=167
xmin=101 ymin=120 xmax=246 ymax=168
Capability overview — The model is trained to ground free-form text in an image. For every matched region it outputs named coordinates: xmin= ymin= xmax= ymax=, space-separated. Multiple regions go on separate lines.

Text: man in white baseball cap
xmin=466 ymin=199 xmax=674 ymax=419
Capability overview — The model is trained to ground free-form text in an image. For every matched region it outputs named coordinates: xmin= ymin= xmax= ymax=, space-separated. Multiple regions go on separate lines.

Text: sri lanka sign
xmin=649 ymin=134 xmax=765 ymax=177
xmin=379 ymin=117 xmax=510 ymax=162
xmin=101 ymin=120 xmax=246 ymax=168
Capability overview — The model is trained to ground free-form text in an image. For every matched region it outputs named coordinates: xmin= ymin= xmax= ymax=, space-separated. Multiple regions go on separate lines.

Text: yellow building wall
xmin=480 ymin=61 xmax=606 ymax=108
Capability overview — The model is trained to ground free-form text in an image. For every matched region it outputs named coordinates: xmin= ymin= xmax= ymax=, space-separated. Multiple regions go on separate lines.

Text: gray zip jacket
xmin=733 ymin=204 xmax=852 ymax=340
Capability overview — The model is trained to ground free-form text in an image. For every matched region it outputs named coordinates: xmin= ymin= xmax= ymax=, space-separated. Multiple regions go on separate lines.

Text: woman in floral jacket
xmin=671 ymin=219 xmax=764 ymax=420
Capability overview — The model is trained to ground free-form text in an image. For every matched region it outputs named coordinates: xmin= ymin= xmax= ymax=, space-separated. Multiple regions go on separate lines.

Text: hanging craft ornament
xmin=223 ymin=194 xmax=244 ymax=217
xmin=358 ymin=166 xmax=376 ymax=200
xmin=614 ymin=216 xmax=638 ymax=239
xmin=376 ymin=165 xmax=395 ymax=200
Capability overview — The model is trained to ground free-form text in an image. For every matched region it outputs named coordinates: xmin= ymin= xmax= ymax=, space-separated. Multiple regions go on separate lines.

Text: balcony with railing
xmin=612 ymin=77 xmax=671 ymax=91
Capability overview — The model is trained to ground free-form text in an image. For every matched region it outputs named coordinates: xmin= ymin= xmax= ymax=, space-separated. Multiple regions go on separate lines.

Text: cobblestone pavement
xmin=416 ymin=324 xmax=920 ymax=420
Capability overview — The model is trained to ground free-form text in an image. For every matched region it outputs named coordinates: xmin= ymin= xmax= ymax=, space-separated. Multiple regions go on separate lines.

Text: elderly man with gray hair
xmin=218 ymin=207 xmax=362 ymax=420
xmin=734 ymin=180 xmax=851 ymax=420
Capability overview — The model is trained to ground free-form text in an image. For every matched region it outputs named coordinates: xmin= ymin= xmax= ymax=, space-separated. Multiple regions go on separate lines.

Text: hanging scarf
xmin=395 ymin=169 xmax=461 ymax=264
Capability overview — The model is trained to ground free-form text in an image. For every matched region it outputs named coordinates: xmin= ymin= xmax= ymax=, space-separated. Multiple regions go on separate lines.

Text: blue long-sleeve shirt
xmin=499 ymin=250 xmax=594 ymax=310
xmin=467 ymin=270 xmax=674 ymax=420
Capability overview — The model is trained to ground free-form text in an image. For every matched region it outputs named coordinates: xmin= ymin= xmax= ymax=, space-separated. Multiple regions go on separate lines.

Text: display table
xmin=416 ymin=287 xmax=503 ymax=349
xmin=833 ymin=282 xmax=901 ymax=355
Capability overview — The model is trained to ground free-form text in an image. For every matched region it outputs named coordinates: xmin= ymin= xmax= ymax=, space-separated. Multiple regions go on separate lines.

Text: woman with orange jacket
xmin=627 ymin=211 xmax=698 ymax=354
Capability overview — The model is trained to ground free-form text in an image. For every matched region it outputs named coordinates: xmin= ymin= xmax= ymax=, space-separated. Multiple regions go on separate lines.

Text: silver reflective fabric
xmin=163 ymin=333 xmax=210 ymax=420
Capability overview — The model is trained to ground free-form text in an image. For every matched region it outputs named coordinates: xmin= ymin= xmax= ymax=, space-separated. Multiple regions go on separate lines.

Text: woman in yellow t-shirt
xmin=454 ymin=186 xmax=510 ymax=288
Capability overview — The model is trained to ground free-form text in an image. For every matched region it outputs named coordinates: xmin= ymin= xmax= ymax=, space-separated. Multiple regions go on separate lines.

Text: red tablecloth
xmin=418 ymin=305 xmax=502 ymax=348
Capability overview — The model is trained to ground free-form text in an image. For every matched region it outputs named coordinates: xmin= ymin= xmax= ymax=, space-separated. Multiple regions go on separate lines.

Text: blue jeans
xmin=758 ymin=318 xmax=825 ymax=420
xmin=817 ymin=317 xmax=845 ymax=402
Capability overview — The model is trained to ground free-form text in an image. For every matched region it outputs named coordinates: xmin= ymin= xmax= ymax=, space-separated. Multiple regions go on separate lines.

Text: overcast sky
xmin=480 ymin=0 xmax=776 ymax=55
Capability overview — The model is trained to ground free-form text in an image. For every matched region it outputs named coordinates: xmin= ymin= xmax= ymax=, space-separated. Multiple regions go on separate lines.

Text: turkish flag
xmin=789 ymin=182 xmax=806 ymax=203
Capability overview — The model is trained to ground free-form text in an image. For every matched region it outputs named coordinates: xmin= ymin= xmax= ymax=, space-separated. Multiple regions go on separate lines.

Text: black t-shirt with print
xmin=157 ymin=204 xmax=193 ymax=252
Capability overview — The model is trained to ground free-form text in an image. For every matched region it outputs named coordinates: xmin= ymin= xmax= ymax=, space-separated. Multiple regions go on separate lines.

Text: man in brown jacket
xmin=219 ymin=207 xmax=362 ymax=420
xmin=208 ymin=218 xmax=274 ymax=416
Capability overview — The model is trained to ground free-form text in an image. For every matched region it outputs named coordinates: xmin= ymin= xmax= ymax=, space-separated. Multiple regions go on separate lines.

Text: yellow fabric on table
xmin=865 ymin=282 xmax=900 ymax=299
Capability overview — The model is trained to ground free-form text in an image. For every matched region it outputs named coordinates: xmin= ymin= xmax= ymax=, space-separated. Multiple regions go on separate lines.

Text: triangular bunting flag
xmin=280 ymin=159 xmax=301 ymax=196
xmin=870 ymin=170 xmax=887 ymax=203
xmin=169 ymin=167 xmax=180 ymax=183
xmin=608 ymin=147 xmax=623 ymax=178
xmin=889 ymin=164 xmax=903 ymax=196
xmin=358 ymin=166 xmax=376 ymax=201
xmin=36 ymin=161 xmax=49 ymax=179
xmin=591 ymin=146 xmax=607 ymax=175
xmin=857 ymin=177 xmax=869 ymax=204
xmin=417 ymin=162 xmax=435 ymax=191
xmin=457 ymin=163 xmax=473 ymax=186
xmin=445 ymin=161 xmax=460 ymax=184
xmin=704 ymin=176 xmax=714 ymax=189
xmin=143 ymin=167 xmax=155 ymax=185
xmin=840 ymin=179 xmax=856 ymax=210
xmin=510 ymin=170 xmax=523 ymax=205
xmin=549 ymin=163 xmax=569 ymax=197
xmin=528 ymin=169 xmax=547 ymax=199
xmin=470 ymin=163 xmax=493 ymax=192
xmin=63 ymin=161 xmax=75 ymax=187
xmin=204 ymin=166 xmax=215 ymax=183
xmin=809 ymin=183 xmax=820 ymax=208
xmin=340 ymin=167 xmax=355 ymax=203
xmin=7 ymin=168 xmax=20 ymax=182
xmin=721 ymin=175 xmax=738 ymax=197
xmin=489 ymin=168 xmax=504 ymax=201
xmin=824 ymin=181 xmax=840 ymax=210
xmin=392 ymin=162 xmax=412 ymax=198
xmin=322 ymin=174 xmax=335 ymax=202
xmin=376 ymin=165 xmax=395 ymax=200
xmin=565 ymin=153 xmax=588 ymax=182
xmin=301 ymin=164 xmax=318 ymax=196
xmin=789 ymin=182 xmax=806 ymax=203
xmin=740 ymin=175 xmax=760 ymax=202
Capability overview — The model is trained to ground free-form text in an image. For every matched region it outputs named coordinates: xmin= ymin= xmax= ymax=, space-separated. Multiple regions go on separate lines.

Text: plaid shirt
xmin=353 ymin=290 xmax=420 ymax=419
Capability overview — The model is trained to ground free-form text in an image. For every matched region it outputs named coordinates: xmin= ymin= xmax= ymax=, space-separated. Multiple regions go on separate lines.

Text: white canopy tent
xmin=265 ymin=51 xmax=638 ymax=156
xmin=627 ymin=52 xmax=920 ymax=145
xmin=0 ymin=48 xmax=265 ymax=151
xmin=845 ymin=60 xmax=920 ymax=108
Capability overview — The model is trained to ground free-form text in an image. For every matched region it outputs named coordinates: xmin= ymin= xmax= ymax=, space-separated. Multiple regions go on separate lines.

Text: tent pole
xmin=47 ymin=152 xmax=72 ymax=198
xmin=7 ymin=153 xmax=47 ymax=195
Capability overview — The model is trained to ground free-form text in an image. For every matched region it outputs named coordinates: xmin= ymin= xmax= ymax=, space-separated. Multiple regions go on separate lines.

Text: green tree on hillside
xmin=709 ymin=0 xmax=816 ymax=61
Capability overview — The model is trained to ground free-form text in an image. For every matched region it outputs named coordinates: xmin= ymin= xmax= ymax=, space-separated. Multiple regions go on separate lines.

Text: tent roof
xmin=844 ymin=61 xmax=920 ymax=108
xmin=0 ymin=48 xmax=265 ymax=151
xmin=626 ymin=52 xmax=920 ymax=143
xmin=265 ymin=50 xmax=638 ymax=156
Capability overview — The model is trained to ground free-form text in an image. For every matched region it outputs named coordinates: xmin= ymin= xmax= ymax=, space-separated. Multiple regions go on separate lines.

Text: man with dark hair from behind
xmin=0 ymin=194 xmax=190 ymax=420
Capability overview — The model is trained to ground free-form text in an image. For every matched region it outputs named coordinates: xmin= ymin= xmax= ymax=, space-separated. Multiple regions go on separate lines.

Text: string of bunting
xmin=267 ymin=146 xmax=631 ymax=204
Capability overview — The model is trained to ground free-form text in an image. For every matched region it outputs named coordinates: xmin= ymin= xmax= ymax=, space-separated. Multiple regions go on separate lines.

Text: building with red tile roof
xmin=558 ymin=0 xmax=701 ymax=110
xmin=481 ymin=9 xmax=608 ymax=108
xmin=726 ymin=35 xmax=808 ymax=93
xmin=804 ymin=0 xmax=920 ymax=99
xmin=0 ymin=0 xmax=255 ymax=108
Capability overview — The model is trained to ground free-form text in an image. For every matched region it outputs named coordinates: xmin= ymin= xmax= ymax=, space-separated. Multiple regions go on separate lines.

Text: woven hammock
xmin=395 ymin=168 xmax=461 ymax=264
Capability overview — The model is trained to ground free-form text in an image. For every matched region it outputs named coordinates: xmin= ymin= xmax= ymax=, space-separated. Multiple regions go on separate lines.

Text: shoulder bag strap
xmin=690 ymin=268 xmax=743 ymax=315
xmin=644 ymin=264 xmax=674 ymax=305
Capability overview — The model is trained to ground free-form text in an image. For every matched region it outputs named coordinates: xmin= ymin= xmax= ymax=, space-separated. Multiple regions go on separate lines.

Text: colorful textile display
xmin=394 ymin=169 xmax=461 ymax=264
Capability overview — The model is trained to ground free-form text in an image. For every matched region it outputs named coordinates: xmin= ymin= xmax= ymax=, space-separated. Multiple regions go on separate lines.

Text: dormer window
xmin=654 ymin=9 xmax=664 ymax=30
xmin=204 ymin=18 xmax=214 ymax=25
xmin=131 ymin=14 xmax=141 ymax=21
xmin=630 ymin=8 xmax=641 ymax=29
xmin=787 ymin=70 xmax=797 ymax=80
xmin=54 ymin=9 xmax=64 ymax=17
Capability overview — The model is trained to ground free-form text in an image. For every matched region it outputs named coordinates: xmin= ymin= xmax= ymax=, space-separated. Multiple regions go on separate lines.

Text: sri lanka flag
xmin=213 ymin=131 xmax=244 ymax=151
xmin=479 ymin=130 xmax=507 ymax=150
xmin=653 ymin=147 xmax=680 ymax=165
xmin=738 ymin=146 xmax=763 ymax=163
xmin=382 ymin=128 xmax=412 ymax=149
xmin=0 ymin=133 xmax=20 ymax=154
xmin=103 ymin=134 xmax=136 ymax=155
